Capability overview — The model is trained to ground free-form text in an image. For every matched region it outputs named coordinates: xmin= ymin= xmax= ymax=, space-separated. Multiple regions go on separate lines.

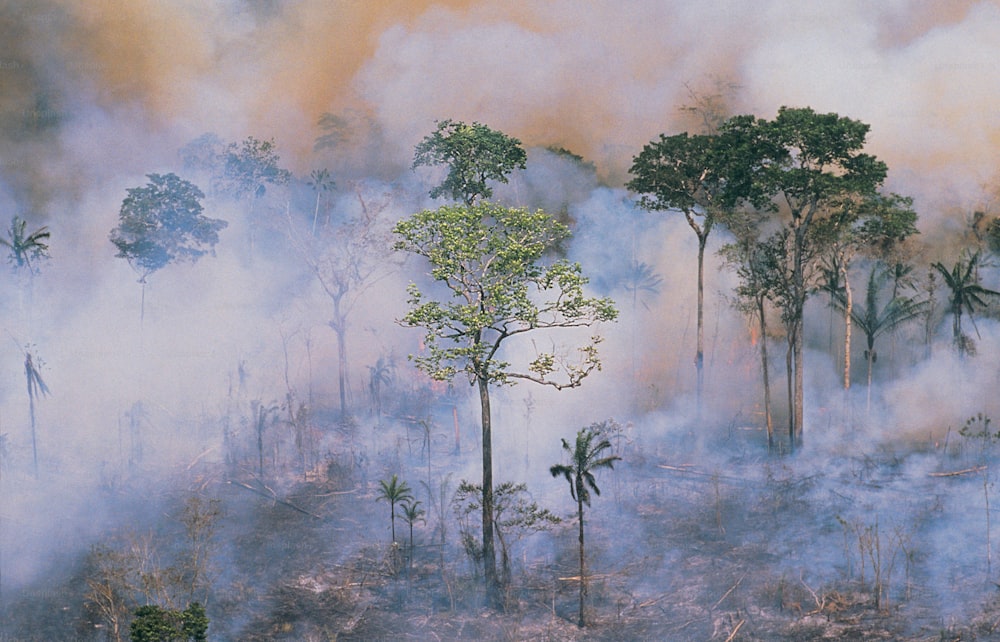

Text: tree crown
xmin=412 ymin=119 xmax=527 ymax=205
xmin=394 ymin=203 xmax=617 ymax=387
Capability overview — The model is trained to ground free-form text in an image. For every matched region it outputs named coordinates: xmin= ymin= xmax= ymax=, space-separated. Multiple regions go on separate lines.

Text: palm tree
xmin=0 ymin=216 xmax=50 ymax=274
xmin=376 ymin=475 xmax=413 ymax=544
xmin=931 ymin=251 xmax=1000 ymax=357
xmin=400 ymin=499 xmax=425 ymax=570
xmin=550 ymin=426 xmax=621 ymax=627
xmin=830 ymin=266 xmax=926 ymax=411
xmin=307 ymin=168 xmax=335 ymax=235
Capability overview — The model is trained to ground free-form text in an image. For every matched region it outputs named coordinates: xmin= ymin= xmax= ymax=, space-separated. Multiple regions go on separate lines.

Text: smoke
xmin=4 ymin=0 xmax=1000 ymax=635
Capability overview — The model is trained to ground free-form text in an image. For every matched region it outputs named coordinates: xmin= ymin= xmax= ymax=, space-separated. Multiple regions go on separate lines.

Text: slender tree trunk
xmin=28 ymin=388 xmax=38 ymax=479
xmin=757 ymin=296 xmax=774 ymax=453
xmin=335 ymin=324 xmax=348 ymax=418
xmin=577 ymin=494 xmax=586 ymax=627
xmin=477 ymin=374 xmax=499 ymax=608
xmin=793 ymin=322 xmax=804 ymax=450
xmin=696 ymin=235 xmax=706 ymax=420
xmin=841 ymin=266 xmax=852 ymax=391
xmin=786 ymin=335 xmax=795 ymax=453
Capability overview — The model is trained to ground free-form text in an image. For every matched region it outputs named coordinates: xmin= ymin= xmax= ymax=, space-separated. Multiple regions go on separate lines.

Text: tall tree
xmin=628 ymin=120 xmax=766 ymax=417
xmin=812 ymin=192 xmax=919 ymax=390
xmin=750 ymin=107 xmax=888 ymax=449
xmin=720 ymin=212 xmax=787 ymax=452
xmin=932 ymin=251 xmax=1000 ymax=357
xmin=286 ymin=181 xmax=399 ymax=419
xmin=412 ymin=119 xmax=527 ymax=206
xmin=109 ymin=173 xmax=227 ymax=321
xmin=394 ymin=203 xmax=617 ymax=607
xmin=550 ymin=425 xmax=621 ymax=628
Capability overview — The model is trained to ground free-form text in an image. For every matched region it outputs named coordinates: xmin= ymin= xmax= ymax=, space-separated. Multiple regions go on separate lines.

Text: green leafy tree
xmin=550 ymin=425 xmax=621 ymax=627
xmin=394 ymin=203 xmax=617 ymax=607
xmin=452 ymin=481 xmax=560 ymax=590
xmin=0 ymin=216 xmax=49 ymax=274
xmin=129 ymin=602 xmax=208 ymax=642
xmin=109 ymin=173 xmax=227 ymax=321
xmin=412 ymin=119 xmax=527 ymax=205
xmin=376 ymin=474 xmax=413 ymax=544
xmin=628 ymin=132 xmax=730 ymax=415
xmin=745 ymin=107 xmax=889 ymax=449
xmin=931 ymin=251 xmax=1000 ymax=357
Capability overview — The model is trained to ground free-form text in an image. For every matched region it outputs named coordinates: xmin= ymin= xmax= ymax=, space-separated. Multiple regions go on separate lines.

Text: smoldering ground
xmin=2 ymin=0 xmax=1000 ymax=639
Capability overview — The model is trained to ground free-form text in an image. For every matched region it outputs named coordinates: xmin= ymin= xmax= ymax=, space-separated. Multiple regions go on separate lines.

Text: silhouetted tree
xmin=550 ymin=425 xmax=621 ymax=627
xmin=23 ymin=346 xmax=48 ymax=478
xmin=0 ymin=216 xmax=49 ymax=274
xmin=932 ymin=251 xmax=1000 ymax=357
xmin=109 ymin=173 xmax=227 ymax=321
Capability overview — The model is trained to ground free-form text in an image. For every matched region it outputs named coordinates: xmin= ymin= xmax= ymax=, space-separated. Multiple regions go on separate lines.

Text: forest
xmin=4 ymin=1 xmax=1000 ymax=640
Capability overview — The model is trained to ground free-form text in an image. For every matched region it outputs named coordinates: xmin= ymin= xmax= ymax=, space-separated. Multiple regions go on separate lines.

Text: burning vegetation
xmin=4 ymin=2 xmax=1000 ymax=640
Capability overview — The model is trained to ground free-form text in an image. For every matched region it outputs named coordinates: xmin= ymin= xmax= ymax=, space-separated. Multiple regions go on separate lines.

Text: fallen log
xmin=928 ymin=466 xmax=987 ymax=478
xmin=228 ymin=480 xmax=321 ymax=518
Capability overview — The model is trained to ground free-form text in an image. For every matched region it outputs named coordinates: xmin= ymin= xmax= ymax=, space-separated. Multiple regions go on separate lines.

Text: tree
xmin=812 ymin=192 xmax=919 ymax=391
xmin=719 ymin=213 xmax=787 ymax=452
xmin=748 ymin=107 xmax=888 ymax=449
xmin=306 ymin=168 xmax=335 ymax=236
xmin=376 ymin=474 xmax=413 ymax=544
xmin=394 ymin=202 xmax=617 ymax=607
xmin=829 ymin=265 xmax=926 ymax=411
xmin=412 ymin=119 xmax=527 ymax=205
xmin=0 ymin=216 xmax=49 ymax=274
xmin=109 ymin=173 xmax=227 ymax=321
xmin=452 ymin=481 xmax=560 ymax=590
xmin=399 ymin=499 xmax=425 ymax=567
xmin=628 ymin=118 xmax=767 ymax=417
xmin=550 ymin=425 xmax=621 ymax=627
xmin=130 ymin=602 xmax=208 ymax=642
xmin=286 ymin=181 xmax=399 ymax=418
xmin=23 ymin=346 xmax=48 ymax=478
xmin=931 ymin=251 xmax=1000 ymax=357
xmin=214 ymin=137 xmax=290 ymax=253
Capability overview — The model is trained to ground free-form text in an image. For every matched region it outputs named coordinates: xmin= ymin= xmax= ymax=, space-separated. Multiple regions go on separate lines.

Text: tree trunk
xmin=477 ymin=374 xmax=500 ymax=608
xmin=786 ymin=335 xmax=795 ymax=453
xmin=335 ymin=324 xmax=348 ymax=418
xmin=757 ymin=295 xmax=774 ymax=453
xmin=793 ymin=322 xmax=804 ymax=450
xmin=841 ymin=262 xmax=852 ymax=391
xmin=577 ymin=494 xmax=586 ymax=627
xmin=696 ymin=235 xmax=706 ymax=420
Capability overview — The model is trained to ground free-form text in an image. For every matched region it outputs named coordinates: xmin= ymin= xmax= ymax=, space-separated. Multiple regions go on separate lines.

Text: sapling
xmin=960 ymin=412 xmax=999 ymax=575
xmin=376 ymin=474 xmax=413 ymax=544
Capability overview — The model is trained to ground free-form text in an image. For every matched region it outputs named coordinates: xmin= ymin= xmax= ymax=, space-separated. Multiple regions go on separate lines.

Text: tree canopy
xmin=412 ymin=119 xmax=527 ymax=205
xmin=109 ymin=172 xmax=225 ymax=325
xmin=394 ymin=203 xmax=617 ymax=389
xmin=109 ymin=173 xmax=227 ymax=283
